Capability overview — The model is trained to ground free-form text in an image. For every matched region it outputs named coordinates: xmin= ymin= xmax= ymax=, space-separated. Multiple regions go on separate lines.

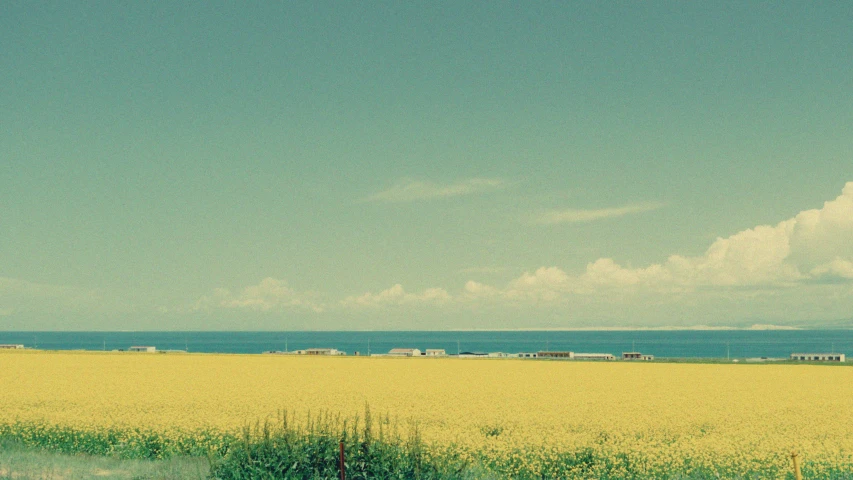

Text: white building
xmin=307 ymin=348 xmax=345 ymax=355
xmin=538 ymin=351 xmax=574 ymax=359
xmin=0 ymin=344 xmax=24 ymax=349
xmin=745 ymin=357 xmax=785 ymax=363
xmin=388 ymin=348 xmax=422 ymax=357
xmin=790 ymin=353 xmax=845 ymax=362
xmin=622 ymin=352 xmax=654 ymax=361
xmin=517 ymin=352 xmax=538 ymax=358
xmin=574 ymin=353 xmax=616 ymax=361
xmin=488 ymin=352 xmax=511 ymax=358
xmin=128 ymin=346 xmax=156 ymax=353
xmin=285 ymin=348 xmax=345 ymax=356
xmin=425 ymin=349 xmax=446 ymax=356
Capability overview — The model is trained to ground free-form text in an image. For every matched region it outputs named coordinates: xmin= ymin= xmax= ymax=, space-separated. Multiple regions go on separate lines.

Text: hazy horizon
xmin=2 ymin=3 xmax=852 ymax=330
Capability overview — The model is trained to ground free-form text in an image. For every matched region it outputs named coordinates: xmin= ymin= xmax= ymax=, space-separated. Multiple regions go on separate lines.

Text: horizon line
xmin=4 ymin=325 xmax=844 ymax=333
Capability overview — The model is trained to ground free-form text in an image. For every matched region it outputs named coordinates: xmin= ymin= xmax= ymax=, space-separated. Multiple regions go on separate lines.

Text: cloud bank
xmin=342 ymin=284 xmax=451 ymax=308
xmin=469 ymin=182 xmax=853 ymax=302
xmin=365 ymin=178 xmax=504 ymax=202
xmin=195 ymin=278 xmax=324 ymax=313
xmin=346 ymin=182 xmax=853 ymax=326
xmin=7 ymin=183 xmax=852 ymax=328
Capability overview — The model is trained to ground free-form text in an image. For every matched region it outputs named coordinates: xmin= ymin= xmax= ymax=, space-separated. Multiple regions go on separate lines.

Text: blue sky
xmin=2 ymin=2 xmax=852 ymax=330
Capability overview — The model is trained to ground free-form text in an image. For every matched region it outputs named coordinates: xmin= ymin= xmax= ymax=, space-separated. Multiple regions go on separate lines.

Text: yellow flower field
xmin=2 ymin=350 xmax=852 ymax=477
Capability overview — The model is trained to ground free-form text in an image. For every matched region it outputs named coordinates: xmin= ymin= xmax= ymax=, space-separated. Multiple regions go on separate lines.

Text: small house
xmin=304 ymin=348 xmax=345 ymax=356
xmin=622 ymin=352 xmax=654 ymax=361
xmin=128 ymin=346 xmax=156 ymax=353
xmin=574 ymin=353 xmax=616 ymax=361
xmin=425 ymin=349 xmax=446 ymax=356
xmin=0 ymin=344 xmax=24 ymax=349
xmin=388 ymin=348 xmax=422 ymax=357
xmin=538 ymin=351 xmax=574 ymax=359
xmin=790 ymin=353 xmax=845 ymax=362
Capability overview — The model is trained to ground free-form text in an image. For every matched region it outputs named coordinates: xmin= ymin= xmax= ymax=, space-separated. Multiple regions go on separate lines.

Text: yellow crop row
xmin=2 ymin=350 xmax=851 ymax=476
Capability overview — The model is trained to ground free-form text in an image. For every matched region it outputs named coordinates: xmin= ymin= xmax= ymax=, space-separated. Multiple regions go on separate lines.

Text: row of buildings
xmin=791 ymin=353 xmax=845 ymax=362
xmin=272 ymin=348 xmax=847 ymax=362
xmin=272 ymin=347 xmax=654 ymax=361
xmin=3 ymin=344 xmax=846 ymax=362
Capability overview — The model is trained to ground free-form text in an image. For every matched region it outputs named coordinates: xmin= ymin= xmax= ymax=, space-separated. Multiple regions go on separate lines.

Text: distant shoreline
xmin=0 ymin=325 xmax=824 ymax=333
xmin=447 ymin=324 xmax=805 ymax=332
xmin=3 ymin=329 xmax=849 ymax=359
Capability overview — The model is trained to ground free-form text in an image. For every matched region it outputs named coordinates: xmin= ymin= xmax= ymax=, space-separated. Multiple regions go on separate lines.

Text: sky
xmin=2 ymin=2 xmax=852 ymax=330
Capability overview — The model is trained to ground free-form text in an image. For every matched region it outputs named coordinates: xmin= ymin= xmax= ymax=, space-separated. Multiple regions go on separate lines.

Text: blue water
xmin=1 ymin=330 xmax=851 ymax=358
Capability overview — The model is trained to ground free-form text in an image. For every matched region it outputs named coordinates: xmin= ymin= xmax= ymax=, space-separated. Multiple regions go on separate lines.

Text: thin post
xmin=339 ymin=441 xmax=346 ymax=480
xmin=791 ymin=451 xmax=802 ymax=480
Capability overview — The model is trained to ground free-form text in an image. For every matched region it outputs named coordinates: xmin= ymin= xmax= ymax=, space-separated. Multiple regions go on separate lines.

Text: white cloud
xmin=535 ymin=202 xmax=664 ymax=224
xmin=364 ymin=178 xmax=504 ymax=202
xmin=192 ymin=183 xmax=853 ymax=327
xmin=466 ymin=182 xmax=853 ymax=301
xmin=788 ymin=182 xmax=853 ymax=269
xmin=810 ymin=258 xmax=853 ymax=281
xmin=342 ymin=284 xmax=451 ymax=308
xmin=195 ymin=278 xmax=324 ymax=313
xmin=582 ymin=183 xmax=853 ymax=289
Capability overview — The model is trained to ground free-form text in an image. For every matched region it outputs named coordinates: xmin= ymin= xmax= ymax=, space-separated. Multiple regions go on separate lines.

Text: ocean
xmin=1 ymin=330 xmax=851 ymax=359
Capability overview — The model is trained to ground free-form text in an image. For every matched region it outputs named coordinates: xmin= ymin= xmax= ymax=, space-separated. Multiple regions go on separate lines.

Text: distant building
xmin=388 ymin=348 xmax=422 ymax=357
xmin=303 ymin=348 xmax=345 ymax=356
xmin=622 ymin=352 xmax=654 ymax=361
xmin=458 ymin=351 xmax=488 ymax=358
xmin=790 ymin=353 xmax=845 ymax=362
xmin=0 ymin=344 xmax=24 ymax=349
xmin=538 ymin=351 xmax=574 ymax=359
xmin=128 ymin=346 xmax=156 ymax=353
xmin=517 ymin=352 xmax=538 ymax=358
xmin=278 ymin=348 xmax=345 ymax=355
xmin=306 ymin=348 xmax=345 ymax=355
xmin=488 ymin=352 xmax=510 ymax=358
xmin=574 ymin=353 xmax=616 ymax=361
xmin=425 ymin=349 xmax=446 ymax=357
xmin=745 ymin=357 xmax=785 ymax=363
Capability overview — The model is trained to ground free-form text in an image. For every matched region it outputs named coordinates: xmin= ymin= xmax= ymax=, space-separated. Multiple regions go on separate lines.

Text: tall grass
xmin=209 ymin=406 xmax=470 ymax=479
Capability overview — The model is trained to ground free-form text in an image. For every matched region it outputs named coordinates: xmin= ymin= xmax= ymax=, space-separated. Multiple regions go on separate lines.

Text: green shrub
xmin=209 ymin=407 xmax=470 ymax=479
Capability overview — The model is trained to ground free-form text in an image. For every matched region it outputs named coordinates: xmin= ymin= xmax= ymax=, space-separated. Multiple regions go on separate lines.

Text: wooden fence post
xmin=340 ymin=440 xmax=346 ymax=480
xmin=791 ymin=451 xmax=802 ymax=480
